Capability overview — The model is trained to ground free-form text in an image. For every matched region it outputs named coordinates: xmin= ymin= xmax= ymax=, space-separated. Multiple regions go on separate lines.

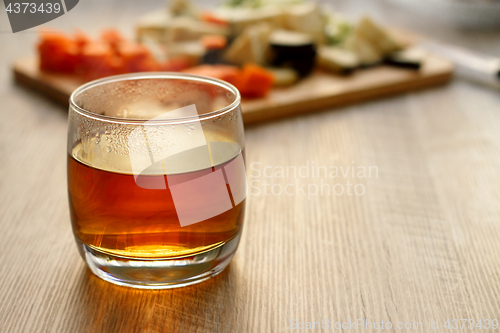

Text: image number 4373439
xmin=3 ymin=0 xmax=79 ymax=33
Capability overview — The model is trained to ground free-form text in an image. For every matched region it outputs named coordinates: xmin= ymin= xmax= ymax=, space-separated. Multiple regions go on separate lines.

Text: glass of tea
xmin=67 ymin=73 xmax=246 ymax=289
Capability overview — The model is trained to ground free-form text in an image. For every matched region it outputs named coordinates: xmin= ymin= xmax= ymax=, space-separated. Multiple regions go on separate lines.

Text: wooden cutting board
xmin=13 ymin=46 xmax=453 ymax=125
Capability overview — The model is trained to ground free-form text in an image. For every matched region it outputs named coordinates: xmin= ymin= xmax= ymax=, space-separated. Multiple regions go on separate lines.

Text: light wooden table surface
xmin=1 ymin=1 xmax=500 ymax=332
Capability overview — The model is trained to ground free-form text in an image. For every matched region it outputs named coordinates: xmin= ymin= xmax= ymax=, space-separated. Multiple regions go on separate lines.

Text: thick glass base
xmin=77 ymin=234 xmax=240 ymax=289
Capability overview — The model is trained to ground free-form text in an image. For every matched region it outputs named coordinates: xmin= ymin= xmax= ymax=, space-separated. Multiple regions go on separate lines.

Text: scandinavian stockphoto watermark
xmin=291 ymin=319 xmax=423 ymax=330
xmin=290 ymin=318 xmax=499 ymax=330
xmin=249 ymin=161 xmax=378 ymax=199
xmin=128 ymin=104 xmax=246 ymax=228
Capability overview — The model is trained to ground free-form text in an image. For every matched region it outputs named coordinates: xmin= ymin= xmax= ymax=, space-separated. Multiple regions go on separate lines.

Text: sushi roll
xmin=385 ymin=47 xmax=424 ymax=70
xmin=269 ymin=29 xmax=317 ymax=77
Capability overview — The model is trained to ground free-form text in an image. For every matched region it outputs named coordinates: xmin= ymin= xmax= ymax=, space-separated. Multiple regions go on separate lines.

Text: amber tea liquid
xmin=68 ymin=141 xmax=246 ymax=259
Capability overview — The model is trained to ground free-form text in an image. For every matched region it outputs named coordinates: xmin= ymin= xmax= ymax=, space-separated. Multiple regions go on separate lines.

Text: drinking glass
xmin=67 ymin=73 xmax=246 ymax=289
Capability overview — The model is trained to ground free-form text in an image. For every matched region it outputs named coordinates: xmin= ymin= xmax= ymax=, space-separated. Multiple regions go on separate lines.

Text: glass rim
xmin=69 ymin=72 xmax=241 ymax=125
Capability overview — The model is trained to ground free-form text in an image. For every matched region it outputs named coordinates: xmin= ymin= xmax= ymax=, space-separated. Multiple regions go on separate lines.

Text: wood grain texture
xmin=1 ymin=1 xmax=500 ymax=332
